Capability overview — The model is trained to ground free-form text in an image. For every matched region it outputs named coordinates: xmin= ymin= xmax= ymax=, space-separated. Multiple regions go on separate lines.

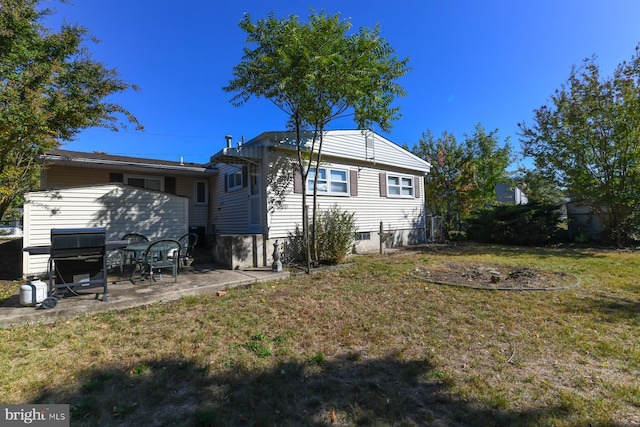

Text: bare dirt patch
xmin=413 ymin=261 xmax=579 ymax=290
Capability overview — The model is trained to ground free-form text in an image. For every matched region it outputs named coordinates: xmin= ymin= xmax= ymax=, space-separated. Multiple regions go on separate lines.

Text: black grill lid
xmin=51 ymin=227 xmax=106 ymax=251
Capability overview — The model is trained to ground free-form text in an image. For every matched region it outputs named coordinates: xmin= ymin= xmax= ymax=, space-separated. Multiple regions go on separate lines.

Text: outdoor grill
xmin=48 ymin=227 xmax=109 ymax=303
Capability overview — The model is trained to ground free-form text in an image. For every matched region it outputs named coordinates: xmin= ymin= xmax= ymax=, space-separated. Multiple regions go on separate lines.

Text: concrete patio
xmin=0 ymin=263 xmax=291 ymax=327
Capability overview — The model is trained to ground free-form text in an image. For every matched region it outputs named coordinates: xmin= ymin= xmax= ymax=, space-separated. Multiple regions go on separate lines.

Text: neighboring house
xmin=0 ymin=219 xmax=22 ymax=237
xmin=565 ymin=201 xmax=607 ymax=243
xmin=495 ymin=183 xmax=528 ymax=205
xmin=26 ymin=129 xmax=431 ymax=271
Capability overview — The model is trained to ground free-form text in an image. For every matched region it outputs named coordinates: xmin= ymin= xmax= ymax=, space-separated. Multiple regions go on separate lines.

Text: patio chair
xmin=121 ymin=233 xmax=149 ymax=243
xmin=140 ymin=239 xmax=181 ymax=284
xmin=177 ymin=232 xmax=198 ymax=270
xmin=118 ymin=233 xmax=150 ymax=280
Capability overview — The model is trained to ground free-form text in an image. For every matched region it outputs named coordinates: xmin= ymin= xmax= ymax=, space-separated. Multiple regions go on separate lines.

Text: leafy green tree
xmin=465 ymin=124 xmax=513 ymax=209
xmin=519 ymin=48 xmax=640 ymax=244
xmin=409 ymin=124 xmax=512 ymax=236
xmin=224 ymin=11 xmax=409 ymax=266
xmin=512 ymin=168 xmax=566 ymax=205
xmin=410 ymin=130 xmax=470 ymax=235
xmin=0 ymin=0 xmax=141 ymax=220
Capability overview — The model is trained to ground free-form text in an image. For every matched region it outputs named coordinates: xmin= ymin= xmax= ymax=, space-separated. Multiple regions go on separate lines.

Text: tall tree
xmin=410 ymin=130 xmax=470 ymax=234
xmin=409 ymin=124 xmax=512 ymax=236
xmin=224 ymin=11 xmax=409 ymax=266
xmin=464 ymin=124 xmax=513 ymax=210
xmin=519 ymin=48 xmax=640 ymax=244
xmin=0 ymin=0 xmax=141 ymax=219
xmin=512 ymin=167 xmax=565 ymax=205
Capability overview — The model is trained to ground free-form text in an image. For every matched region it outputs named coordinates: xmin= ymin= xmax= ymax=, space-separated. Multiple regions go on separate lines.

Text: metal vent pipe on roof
xmin=225 ymin=135 xmax=232 ymax=149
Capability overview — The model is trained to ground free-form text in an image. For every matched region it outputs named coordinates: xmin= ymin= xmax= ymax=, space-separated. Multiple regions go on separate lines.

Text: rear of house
xmin=26 ymin=130 xmax=431 ymax=273
xmin=207 ymin=130 xmax=431 ymax=267
xmin=40 ymin=150 xmax=214 ymax=245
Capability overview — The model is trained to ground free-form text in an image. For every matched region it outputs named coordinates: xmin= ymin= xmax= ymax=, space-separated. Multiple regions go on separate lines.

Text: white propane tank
xmin=20 ymin=279 xmax=47 ymax=306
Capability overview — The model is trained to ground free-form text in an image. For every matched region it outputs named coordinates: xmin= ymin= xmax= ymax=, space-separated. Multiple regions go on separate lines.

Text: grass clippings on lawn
xmin=0 ymin=244 xmax=639 ymax=426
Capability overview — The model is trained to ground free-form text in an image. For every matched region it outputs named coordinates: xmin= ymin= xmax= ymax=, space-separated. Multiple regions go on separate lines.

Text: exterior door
xmin=248 ymin=164 xmax=261 ymax=232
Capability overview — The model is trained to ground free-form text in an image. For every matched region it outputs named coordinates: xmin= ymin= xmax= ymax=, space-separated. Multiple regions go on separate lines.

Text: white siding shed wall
xmin=23 ymin=184 xmax=189 ymax=276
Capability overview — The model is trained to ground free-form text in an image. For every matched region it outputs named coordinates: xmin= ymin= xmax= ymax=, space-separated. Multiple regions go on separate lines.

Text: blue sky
xmin=44 ymin=0 xmax=640 ymax=166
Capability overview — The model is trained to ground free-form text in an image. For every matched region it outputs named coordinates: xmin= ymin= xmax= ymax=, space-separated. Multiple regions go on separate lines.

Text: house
xmin=38 ymin=149 xmax=214 ymax=238
xmin=25 ymin=129 xmax=431 ymax=273
xmin=207 ymin=130 xmax=431 ymax=266
xmin=495 ymin=183 xmax=528 ymax=205
xmin=565 ymin=201 xmax=607 ymax=243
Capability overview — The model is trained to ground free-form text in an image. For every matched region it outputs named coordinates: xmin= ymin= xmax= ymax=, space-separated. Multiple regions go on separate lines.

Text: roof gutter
xmin=40 ymin=153 xmax=217 ymax=174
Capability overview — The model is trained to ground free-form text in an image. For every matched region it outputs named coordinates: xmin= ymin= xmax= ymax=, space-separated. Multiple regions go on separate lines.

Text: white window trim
xmin=124 ymin=174 xmax=164 ymax=191
xmin=227 ymin=169 xmax=243 ymax=192
xmin=386 ymin=174 xmax=414 ymax=198
xmin=194 ymin=180 xmax=208 ymax=205
xmin=307 ymin=167 xmax=349 ymax=196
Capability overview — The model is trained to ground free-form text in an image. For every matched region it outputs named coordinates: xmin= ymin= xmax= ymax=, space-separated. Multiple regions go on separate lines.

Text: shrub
xmin=286 ymin=204 xmax=357 ymax=265
xmin=315 ymin=205 xmax=357 ymax=264
xmin=466 ymin=203 xmax=563 ymax=245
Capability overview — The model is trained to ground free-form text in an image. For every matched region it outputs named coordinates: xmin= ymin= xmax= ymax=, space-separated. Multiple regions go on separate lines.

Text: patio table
xmin=120 ymin=243 xmax=150 ymax=282
xmin=121 ymin=241 xmax=180 ymax=283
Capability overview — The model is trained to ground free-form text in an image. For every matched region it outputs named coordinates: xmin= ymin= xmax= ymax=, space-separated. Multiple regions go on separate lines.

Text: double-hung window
xmin=307 ymin=167 xmax=348 ymax=196
xmin=387 ymin=174 xmax=414 ymax=198
xmin=125 ymin=174 xmax=163 ymax=191
xmin=227 ymin=169 xmax=243 ymax=191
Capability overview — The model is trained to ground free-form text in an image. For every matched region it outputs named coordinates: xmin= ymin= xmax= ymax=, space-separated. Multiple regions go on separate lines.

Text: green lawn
xmin=1 ymin=244 xmax=638 ymax=426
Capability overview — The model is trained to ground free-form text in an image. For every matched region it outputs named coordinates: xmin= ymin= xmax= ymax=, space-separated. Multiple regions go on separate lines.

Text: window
xmin=387 ymin=174 xmax=414 ymax=198
xmin=355 ymin=232 xmax=371 ymax=241
xmin=307 ymin=167 xmax=348 ymax=196
xmin=195 ymin=181 xmax=208 ymax=205
xmin=125 ymin=175 xmax=163 ymax=191
xmin=227 ymin=169 xmax=243 ymax=191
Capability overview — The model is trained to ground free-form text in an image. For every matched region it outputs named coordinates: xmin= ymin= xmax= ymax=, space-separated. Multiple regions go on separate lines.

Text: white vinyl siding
xmin=214 ymin=164 xmax=248 ymax=234
xmin=175 ymin=177 xmax=209 ymax=229
xmin=44 ymin=164 xmax=210 ymax=232
xmin=43 ymin=166 xmax=110 ymax=188
xmin=267 ymin=130 xmax=431 ymax=174
xmin=267 ymin=160 xmax=425 ymax=240
xmin=23 ymin=184 xmax=189 ymax=276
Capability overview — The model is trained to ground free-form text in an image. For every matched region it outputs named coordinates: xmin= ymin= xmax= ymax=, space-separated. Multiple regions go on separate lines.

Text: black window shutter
xmin=109 ymin=173 xmax=124 ymax=183
xmin=242 ymin=165 xmax=248 ymax=188
xmin=165 ymin=176 xmax=176 ymax=194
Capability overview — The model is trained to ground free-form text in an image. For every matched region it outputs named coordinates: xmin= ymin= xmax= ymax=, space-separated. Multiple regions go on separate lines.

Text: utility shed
xmin=23 ymin=183 xmax=189 ymax=277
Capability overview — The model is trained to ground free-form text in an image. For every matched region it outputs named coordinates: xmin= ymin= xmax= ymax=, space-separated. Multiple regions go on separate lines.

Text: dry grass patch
xmin=0 ymin=244 xmax=639 ymax=426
